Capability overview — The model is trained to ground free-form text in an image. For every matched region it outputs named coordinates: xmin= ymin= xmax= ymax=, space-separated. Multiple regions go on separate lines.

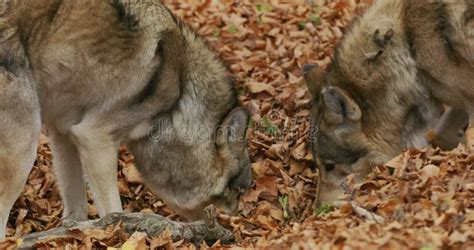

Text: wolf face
xmin=129 ymin=107 xmax=251 ymax=220
xmin=305 ymin=0 xmax=474 ymax=205
xmin=305 ymin=66 xmax=393 ymax=205
xmin=304 ymin=62 xmax=445 ymax=205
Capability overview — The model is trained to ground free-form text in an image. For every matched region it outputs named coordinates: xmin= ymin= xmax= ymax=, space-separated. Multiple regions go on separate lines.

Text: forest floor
xmin=1 ymin=0 xmax=473 ymax=249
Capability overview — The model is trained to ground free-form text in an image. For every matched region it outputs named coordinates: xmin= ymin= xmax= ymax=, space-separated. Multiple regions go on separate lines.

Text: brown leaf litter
xmin=1 ymin=0 xmax=472 ymax=249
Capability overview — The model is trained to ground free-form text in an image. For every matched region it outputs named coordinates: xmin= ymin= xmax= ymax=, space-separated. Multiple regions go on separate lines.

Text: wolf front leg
xmin=428 ymin=108 xmax=469 ymax=151
xmin=69 ymin=124 xmax=122 ymax=217
xmin=49 ymin=129 xmax=89 ymax=222
xmin=0 ymin=69 xmax=41 ymax=239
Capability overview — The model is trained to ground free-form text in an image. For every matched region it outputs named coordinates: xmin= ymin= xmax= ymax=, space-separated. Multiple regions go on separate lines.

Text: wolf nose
xmin=229 ymin=164 xmax=252 ymax=193
xmin=303 ymin=64 xmax=317 ymax=75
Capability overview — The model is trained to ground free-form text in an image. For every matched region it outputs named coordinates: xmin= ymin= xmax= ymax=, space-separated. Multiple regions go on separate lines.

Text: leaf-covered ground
xmin=1 ymin=0 xmax=473 ymax=249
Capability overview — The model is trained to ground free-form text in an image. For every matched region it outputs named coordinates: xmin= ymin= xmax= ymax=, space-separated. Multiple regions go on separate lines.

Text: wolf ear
xmin=321 ymin=86 xmax=361 ymax=125
xmin=373 ymin=28 xmax=394 ymax=48
xmin=303 ymin=64 xmax=324 ymax=99
xmin=366 ymin=28 xmax=395 ymax=63
xmin=217 ymin=107 xmax=250 ymax=147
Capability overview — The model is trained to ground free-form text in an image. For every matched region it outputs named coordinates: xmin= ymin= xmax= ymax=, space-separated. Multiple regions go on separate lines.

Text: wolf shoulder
xmin=403 ymin=0 xmax=474 ymax=64
xmin=1 ymin=0 xmax=179 ymax=64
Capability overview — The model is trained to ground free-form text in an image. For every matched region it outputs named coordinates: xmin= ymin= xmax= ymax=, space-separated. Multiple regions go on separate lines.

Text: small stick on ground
xmin=337 ymin=176 xmax=385 ymax=224
xmin=349 ymin=202 xmax=385 ymax=224
xmin=16 ymin=212 xmax=234 ymax=249
xmin=333 ymin=201 xmax=385 ymax=224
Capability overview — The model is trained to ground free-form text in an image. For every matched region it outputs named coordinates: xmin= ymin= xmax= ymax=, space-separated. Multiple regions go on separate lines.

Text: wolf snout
xmin=229 ymin=164 xmax=252 ymax=194
xmin=303 ymin=63 xmax=317 ymax=75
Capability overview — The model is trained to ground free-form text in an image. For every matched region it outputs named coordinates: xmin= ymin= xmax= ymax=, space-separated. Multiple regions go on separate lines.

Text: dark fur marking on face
xmin=0 ymin=52 xmax=26 ymax=76
xmin=324 ymin=163 xmax=336 ymax=172
xmin=0 ymin=57 xmax=19 ymax=74
xmin=111 ymin=0 xmax=139 ymax=30
xmin=315 ymin=131 xmax=366 ymax=165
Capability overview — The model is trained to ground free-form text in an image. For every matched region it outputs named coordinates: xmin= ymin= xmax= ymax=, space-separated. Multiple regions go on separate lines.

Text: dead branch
xmin=17 ymin=212 xmax=234 ymax=249
xmin=336 ymin=177 xmax=386 ymax=224
xmin=349 ymin=202 xmax=385 ymax=224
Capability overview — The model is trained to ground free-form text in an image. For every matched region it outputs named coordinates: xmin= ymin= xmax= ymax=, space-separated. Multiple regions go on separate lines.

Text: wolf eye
xmin=318 ymin=133 xmax=328 ymax=144
xmin=324 ymin=163 xmax=335 ymax=172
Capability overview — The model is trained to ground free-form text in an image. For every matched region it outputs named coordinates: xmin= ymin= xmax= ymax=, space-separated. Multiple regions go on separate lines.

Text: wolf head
xmin=304 ymin=65 xmax=379 ymax=205
xmin=303 ymin=0 xmax=443 ymax=205
xmin=129 ymin=99 xmax=251 ymax=221
xmin=170 ymin=106 xmax=252 ymax=220
xmin=127 ymin=23 xmax=252 ymax=220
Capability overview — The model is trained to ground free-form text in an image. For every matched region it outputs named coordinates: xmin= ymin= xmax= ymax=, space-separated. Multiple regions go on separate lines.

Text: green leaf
xmin=228 ymin=24 xmax=238 ymax=34
xmin=310 ymin=14 xmax=321 ymax=26
xmin=388 ymin=166 xmax=395 ymax=175
xmin=298 ymin=21 xmax=307 ymax=30
xmin=315 ymin=204 xmax=333 ymax=216
xmin=256 ymin=3 xmax=271 ymax=13
xmin=278 ymin=195 xmax=289 ymax=219
xmin=248 ymin=117 xmax=256 ymax=128
xmin=262 ymin=117 xmax=278 ymax=135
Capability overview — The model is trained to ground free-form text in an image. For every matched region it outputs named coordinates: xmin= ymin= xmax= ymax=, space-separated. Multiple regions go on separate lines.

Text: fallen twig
xmin=333 ymin=200 xmax=385 ymax=223
xmin=16 ymin=212 xmax=234 ymax=249
xmin=350 ymin=202 xmax=385 ymax=224
xmin=336 ymin=177 xmax=386 ymax=224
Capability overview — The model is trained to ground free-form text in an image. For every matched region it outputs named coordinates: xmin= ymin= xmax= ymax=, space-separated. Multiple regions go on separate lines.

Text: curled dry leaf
xmin=122 ymin=231 xmax=147 ymax=250
xmin=246 ymin=82 xmax=277 ymax=96
xmin=122 ymin=164 xmax=142 ymax=184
